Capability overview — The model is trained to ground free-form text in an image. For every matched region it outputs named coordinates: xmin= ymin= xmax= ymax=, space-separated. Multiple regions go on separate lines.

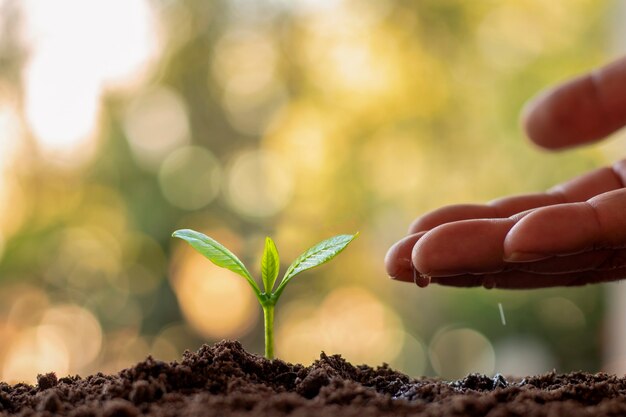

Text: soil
xmin=1 ymin=340 xmax=625 ymax=417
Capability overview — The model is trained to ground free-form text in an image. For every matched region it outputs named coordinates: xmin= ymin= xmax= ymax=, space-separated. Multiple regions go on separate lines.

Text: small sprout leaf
xmin=277 ymin=233 xmax=358 ymax=293
xmin=172 ymin=229 xmax=261 ymax=295
xmin=172 ymin=228 xmax=356 ymax=359
xmin=261 ymin=237 xmax=280 ymax=294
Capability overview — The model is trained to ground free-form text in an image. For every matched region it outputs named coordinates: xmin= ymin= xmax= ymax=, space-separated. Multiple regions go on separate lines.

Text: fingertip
xmin=521 ymin=87 xmax=568 ymax=151
xmin=385 ymin=232 xmax=424 ymax=281
xmin=520 ymin=92 xmax=542 ymax=143
xmin=503 ymin=203 xmax=597 ymax=260
xmin=384 ymin=244 xmax=403 ymax=279
xmin=521 ymin=57 xmax=626 ymax=150
xmin=412 ymin=218 xmax=514 ymax=276
xmin=407 ymin=218 xmax=425 ymax=234
xmin=410 ymin=231 xmax=437 ymax=276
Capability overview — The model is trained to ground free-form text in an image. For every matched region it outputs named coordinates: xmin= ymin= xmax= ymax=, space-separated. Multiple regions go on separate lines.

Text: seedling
xmin=172 ymin=229 xmax=358 ymax=359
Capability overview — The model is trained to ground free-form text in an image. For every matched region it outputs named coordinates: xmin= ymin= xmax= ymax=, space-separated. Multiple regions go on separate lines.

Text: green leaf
xmin=275 ymin=233 xmax=358 ymax=297
xmin=172 ymin=229 xmax=261 ymax=296
xmin=261 ymin=237 xmax=280 ymax=294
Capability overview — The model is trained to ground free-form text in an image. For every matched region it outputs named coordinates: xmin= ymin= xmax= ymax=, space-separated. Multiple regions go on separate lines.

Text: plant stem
xmin=263 ymin=303 xmax=275 ymax=359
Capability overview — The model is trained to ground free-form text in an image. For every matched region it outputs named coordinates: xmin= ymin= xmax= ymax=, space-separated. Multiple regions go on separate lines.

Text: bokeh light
xmin=150 ymin=322 xmax=198 ymax=362
xmin=537 ymin=297 xmax=586 ymax=329
xmin=6 ymin=286 xmax=50 ymax=327
xmin=21 ymin=0 xmax=159 ymax=165
xmin=2 ymin=327 xmax=70 ymax=384
xmin=49 ymin=226 xmax=122 ymax=289
xmin=277 ymin=287 xmax=404 ymax=365
xmin=213 ymin=27 xmax=285 ymax=135
xmin=429 ymin=327 xmax=495 ymax=379
xmin=24 ymin=46 xmax=101 ymax=162
xmin=21 ymin=0 xmax=159 ymax=87
xmin=388 ymin=333 xmax=427 ymax=377
xmin=360 ymin=129 xmax=425 ymax=201
xmin=124 ymin=87 xmax=191 ymax=170
xmin=171 ymin=248 xmax=258 ymax=339
xmin=99 ymin=329 xmax=149 ymax=374
xmin=159 ymin=146 xmax=221 ymax=210
xmin=494 ymin=337 xmax=556 ymax=377
xmin=226 ymin=150 xmax=293 ymax=218
xmin=0 ymin=290 xmax=102 ymax=383
xmin=40 ymin=305 xmax=102 ymax=370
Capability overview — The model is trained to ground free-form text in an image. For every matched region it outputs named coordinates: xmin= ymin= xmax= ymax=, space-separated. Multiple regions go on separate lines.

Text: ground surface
xmin=1 ymin=340 xmax=626 ymax=416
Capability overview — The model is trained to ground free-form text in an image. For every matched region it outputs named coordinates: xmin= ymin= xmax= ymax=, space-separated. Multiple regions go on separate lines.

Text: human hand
xmin=385 ymin=57 xmax=626 ymax=289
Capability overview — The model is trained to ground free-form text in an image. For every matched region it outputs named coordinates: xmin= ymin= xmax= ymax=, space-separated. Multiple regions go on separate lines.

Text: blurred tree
xmin=0 ymin=0 xmax=614 ymax=380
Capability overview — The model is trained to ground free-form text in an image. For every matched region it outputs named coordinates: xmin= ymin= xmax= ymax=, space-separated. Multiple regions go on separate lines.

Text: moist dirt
xmin=1 ymin=340 xmax=625 ymax=416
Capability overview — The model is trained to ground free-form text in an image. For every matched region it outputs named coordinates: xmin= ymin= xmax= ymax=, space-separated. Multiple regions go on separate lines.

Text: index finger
xmin=523 ymin=56 xmax=626 ymax=150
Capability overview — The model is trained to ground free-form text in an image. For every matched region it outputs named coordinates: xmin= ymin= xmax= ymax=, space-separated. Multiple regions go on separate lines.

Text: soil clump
xmin=1 ymin=340 xmax=625 ymax=416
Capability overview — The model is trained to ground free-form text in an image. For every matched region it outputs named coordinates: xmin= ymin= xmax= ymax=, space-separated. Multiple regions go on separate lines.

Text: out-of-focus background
xmin=0 ymin=0 xmax=625 ymax=383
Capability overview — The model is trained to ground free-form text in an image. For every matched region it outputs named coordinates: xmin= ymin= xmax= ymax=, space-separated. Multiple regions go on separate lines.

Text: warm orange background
xmin=0 ymin=0 xmax=622 ymax=382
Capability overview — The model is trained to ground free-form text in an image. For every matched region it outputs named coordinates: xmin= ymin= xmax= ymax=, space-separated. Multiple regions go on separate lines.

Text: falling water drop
xmin=498 ymin=302 xmax=506 ymax=326
xmin=413 ymin=267 xmax=431 ymax=288
xmin=483 ymin=276 xmax=496 ymax=289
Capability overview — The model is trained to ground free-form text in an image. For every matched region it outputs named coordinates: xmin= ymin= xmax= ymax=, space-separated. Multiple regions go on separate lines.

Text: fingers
xmin=503 ymin=203 xmax=601 ymax=261
xmin=391 ymin=246 xmax=626 ymax=288
xmin=504 ymin=188 xmax=626 ymax=261
xmin=385 ymin=232 xmax=424 ymax=280
xmin=408 ymin=160 xmax=626 ymax=235
xmin=408 ymin=195 xmax=559 ymax=234
xmin=412 ymin=218 xmax=516 ymax=276
xmin=549 ymin=160 xmax=626 ymax=202
xmin=389 ymin=187 xmax=626 ymax=287
xmin=388 ymin=160 xmax=626 ymax=288
xmin=412 ymin=188 xmax=626 ymax=277
xmin=523 ymin=56 xmax=626 ymax=149
xmin=387 ymin=222 xmax=511 ymax=282
xmin=390 ymin=248 xmax=626 ymax=284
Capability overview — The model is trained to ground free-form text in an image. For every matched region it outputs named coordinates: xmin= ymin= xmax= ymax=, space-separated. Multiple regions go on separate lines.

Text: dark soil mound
xmin=1 ymin=340 xmax=625 ymax=416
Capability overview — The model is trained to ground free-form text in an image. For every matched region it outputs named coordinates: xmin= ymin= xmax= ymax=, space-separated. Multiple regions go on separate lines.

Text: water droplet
xmin=483 ymin=276 xmax=496 ymax=289
xmin=498 ymin=302 xmax=506 ymax=326
xmin=413 ymin=267 xmax=430 ymax=288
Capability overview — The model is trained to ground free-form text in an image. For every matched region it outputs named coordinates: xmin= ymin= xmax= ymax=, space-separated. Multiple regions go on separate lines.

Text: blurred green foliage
xmin=0 ymin=0 xmax=617 ymax=380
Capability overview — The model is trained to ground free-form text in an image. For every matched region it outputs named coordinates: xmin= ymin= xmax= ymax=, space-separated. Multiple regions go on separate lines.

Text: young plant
xmin=172 ymin=229 xmax=358 ymax=359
